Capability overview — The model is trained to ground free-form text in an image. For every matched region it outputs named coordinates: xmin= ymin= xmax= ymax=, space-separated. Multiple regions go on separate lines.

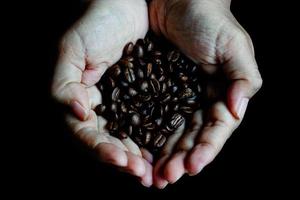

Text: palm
xmin=53 ymin=0 xmax=152 ymax=186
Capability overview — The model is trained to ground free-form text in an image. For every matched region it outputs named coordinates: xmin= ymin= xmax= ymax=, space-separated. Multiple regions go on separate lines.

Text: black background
xmin=3 ymin=0 xmax=297 ymax=198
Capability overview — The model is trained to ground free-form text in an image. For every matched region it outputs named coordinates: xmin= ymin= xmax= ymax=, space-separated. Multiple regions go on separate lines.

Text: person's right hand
xmin=51 ymin=0 xmax=153 ymax=187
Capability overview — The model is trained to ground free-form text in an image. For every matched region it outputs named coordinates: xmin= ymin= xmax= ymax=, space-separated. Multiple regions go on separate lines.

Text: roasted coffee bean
xmin=137 ymin=68 xmax=144 ymax=79
xmin=120 ymin=59 xmax=134 ymax=69
xmin=152 ymin=50 xmax=162 ymax=57
xmin=134 ymin=44 xmax=144 ymax=58
xmin=107 ymin=64 xmax=121 ymax=78
xmin=153 ymin=134 xmax=166 ymax=148
xmin=166 ymin=113 xmax=184 ymax=132
xmin=179 ymin=106 xmax=193 ymax=114
xmin=127 ymin=125 xmax=133 ymax=136
xmin=173 ymin=104 xmax=180 ymax=111
xmin=112 ymin=87 xmax=120 ymax=101
xmin=130 ymin=112 xmax=141 ymax=126
xmin=111 ymin=103 xmax=117 ymax=113
xmin=167 ymin=50 xmax=180 ymax=62
xmin=143 ymin=131 xmax=152 ymax=145
xmin=150 ymin=78 xmax=160 ymax=94
xmin=146 ymin=63 xmax=152 ymax=77
xmin=161 ymin=82 xmax=167 ymax=93
xmin=95 ymin=104 xmax=106 ymax=115
xmin=124 ymin=42 xmax=134 ymax=55
xmin=179 ymin=88 xmax=194 ymax=99
xmin=147 ymin=41 xmax=154 ymax=52
xmin=140 ymin=81 xmax=149 ymax=92
xmin=124 ymin=67 xmax=136 ymax=83
xmin=161 ymin=93 xmax=171 ymax=103
xmin=96 ymin=32 xmax=205 ymax=154
xmin=128 ymin=87 xmax=138 ymax=97
xmin=155 ymin=117 xmax=163 ymax=126
xmin=120 ymin=102 xmax=127 ymax=113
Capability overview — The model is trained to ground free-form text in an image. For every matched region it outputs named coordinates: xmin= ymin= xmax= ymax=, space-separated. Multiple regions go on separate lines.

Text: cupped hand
xmin=149 ymin=0 xmax=263 ymax=188
xmin=52 ymin=0 xmax=153 ymax=187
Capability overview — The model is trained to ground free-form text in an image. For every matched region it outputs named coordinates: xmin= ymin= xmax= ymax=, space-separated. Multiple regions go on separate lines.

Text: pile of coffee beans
xmin=95 ymin=33 xmax=204 ymax=153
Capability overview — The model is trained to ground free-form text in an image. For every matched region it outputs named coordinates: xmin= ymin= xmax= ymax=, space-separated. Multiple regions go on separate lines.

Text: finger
xmin=52 ymin=30 xmax=90 ymax=121
xmin=223 ymin=32 xmax=262 ymax=119
xmin=87 ymin=86 xmax=102 ymax=109
xmin=141 ymin=148 xmax=154 ymax=164
xmin=163 ymin=151 xmax=187 ymax=184
xmin=185 ymin=101 xmax=239 ymax=175
xmin=139 ymin=159 xmax=153 ymax=187
xmin=153 ymin=155 xmax=169 ymax=189
xmin=162 ymin=110 xmax=203 ymax=183
xmin=153 ymin=123 xmax=185 ymax=188
xmin=118 ymin=151 xmax=146 ymax=177
xmin=175 ymin=110 xmax=203 ymax=152
xmin=121 ymin=137 xmax=142 ymax=157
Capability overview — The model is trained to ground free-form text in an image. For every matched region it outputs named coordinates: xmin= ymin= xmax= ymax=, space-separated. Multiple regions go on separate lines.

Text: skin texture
xmin=149 ymin=0 xmax=262 ymax=188
xmin=52 ymin=0 xmax=262 ymax=189
xmin=52 ymin=0 xmax=153 ymax=187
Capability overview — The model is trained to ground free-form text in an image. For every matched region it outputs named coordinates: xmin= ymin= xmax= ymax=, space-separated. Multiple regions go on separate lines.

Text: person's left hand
xmin=149 ymin=0 xmax=263 ymax=188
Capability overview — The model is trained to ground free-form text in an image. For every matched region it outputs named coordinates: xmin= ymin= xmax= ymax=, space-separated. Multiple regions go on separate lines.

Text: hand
xmin=149 ymin=0 xmax=263 ymax=188
xmin=52 ymin=0 xmax=153 ymax=187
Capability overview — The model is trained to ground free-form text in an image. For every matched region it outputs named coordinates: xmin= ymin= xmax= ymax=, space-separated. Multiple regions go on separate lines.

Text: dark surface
xmin=4 ymin=0 xmax=297 ymax=198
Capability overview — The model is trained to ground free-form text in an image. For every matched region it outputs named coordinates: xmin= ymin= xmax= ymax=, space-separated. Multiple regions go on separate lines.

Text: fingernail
xmin=157 ymin=182 xmax=168 ymax=189
xmin=141 ymin=180 xmax=152 ymax=188
xmin=71 ymin=100 xmax=88 ymax=120
xmin=236 ymin=98 xmax=249 ymax=119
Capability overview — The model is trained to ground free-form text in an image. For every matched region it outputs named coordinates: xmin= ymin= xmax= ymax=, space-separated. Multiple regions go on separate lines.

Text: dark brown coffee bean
xmin=158 ymin=75 xmax=166 ymax=82
xmin=171 ymin=85 xmax=178 ymax=93
xmin=161 ymin=93 xmax=171 ymax=103
xmin=108 ymin=77 xmax=116 ymax=88
xmin=123 ymin=94 xmax=130 ymax=100
xmin=154 ymin=58 xmax=162 ymax=65
xmin=124 ymin=42 xmax=134 ymax=55
xmin=143 ymin=122 xmax=156 ymax=130
xmin=138 ymin=58 xmax=146 ymax=66
xmin=167 ymin=50 xmax=180 ymax=62
xmin=124 ymin=68 xmax=136 ymax=83
xmin=140 ymin=81 xmax=149 ymax=92
xmin=147 ymin=41 xmax=154 ymax=52
xmin=146 ymin=63 xmax=152 ymax=77
xmin=152 ymin=50 xmax=162 ymax=57
xmin=150 ymin=78 xmax=160 ymax=94
xmin=151 ymin=105 xmax=163 ymax=118
xmin=111 ymin=103 xmax=117 ymax=113
xmin=125 ymin=56 xmax=134 ymax=62
xmin=128 ymin=87 xmax=138 ymax=97
xmin=127 ymin=125 xmax=133 ymax=136
xmin=153 ymin=134 xmax=166 ymax=148
xmin=134 ymin=136 xmax=143 ymax=146
xmin=164 ymin=104 xmax=170 ymax=113
xmin=173 ymin=104 xmax=179 ymax=111
xmin=161 ymin=82 xmax=167 ymax=93
xmin=172 ymin=97 xmax=179 ymax=103
xmin=155 ymin=117 xmax=163 ymax=126
xmin=95 ymin=104 xmax=106 ymax=115
xmin=186 ymin=96 xmax=197 ymax=105
xmin=120 ymin=81 xmax=129 ymax=88
xmin=197 ymin=84 xmax=202 ymax=93
xmin=137 ymin=68 xmax=144 ymax=79
xmin=140 ymin=94 xmax=151 ymax=102
xmin=111 ymin=87 xmax=120 ymax=101
xmin=111 ymin=121 xmax=119 ymax=131
xmin=143 ymin=132 xmax=152 ymax=145
xmin=120 ymin=102 xmax=127 ymax=113
xmin=179 ymin=88 xmax=194 ymax=99
xmin=130 ymin=112 xmax=141 ymax=126
xmin=179 ymin=106 xmax=193 ymax=114
xmin=167 ymin=79 xmax=173 ymax=87
xmin=166 ymin=113 xmax=184 ymax=132
xmin=107 ymin=64 xmax=121 ymax=78
xmin=120 ymin=59 xmax=134 ymax=69
xmin=180 ymin=75 xmax=188 ymax=82
xmin=134 ymin=44 xmax=144 ymax=58
xmin=168 ymin=63 xmax=174 ymax=73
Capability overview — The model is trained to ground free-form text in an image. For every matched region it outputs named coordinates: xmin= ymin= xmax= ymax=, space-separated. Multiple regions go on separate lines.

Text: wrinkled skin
xmin=52 ymin=0 xmax=262 ymax=188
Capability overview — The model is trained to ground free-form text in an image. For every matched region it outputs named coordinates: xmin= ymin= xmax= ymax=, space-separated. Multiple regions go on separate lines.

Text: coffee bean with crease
xmin=95 ymin=32 xmax=205 ymax=154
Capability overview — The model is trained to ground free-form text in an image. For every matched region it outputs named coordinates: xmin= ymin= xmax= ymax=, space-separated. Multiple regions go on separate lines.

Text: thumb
xmin=223 ymin=32 xmax=263 ymax=119
xmin=52 ymin=31 xmax=90 ymax=121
